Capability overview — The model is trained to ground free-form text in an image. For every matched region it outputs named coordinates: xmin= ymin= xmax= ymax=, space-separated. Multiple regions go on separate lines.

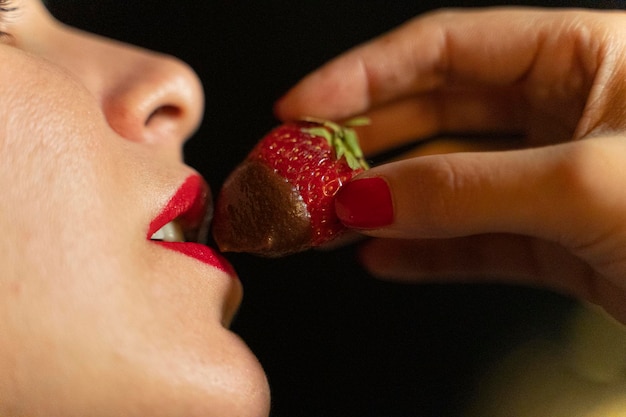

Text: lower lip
xmin=154 ymin=241 xmax=236 ymax=276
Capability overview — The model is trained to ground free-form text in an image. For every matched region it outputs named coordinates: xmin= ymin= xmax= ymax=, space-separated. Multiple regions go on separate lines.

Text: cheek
xmin=0 ymin=117 xmax=119 ymax=276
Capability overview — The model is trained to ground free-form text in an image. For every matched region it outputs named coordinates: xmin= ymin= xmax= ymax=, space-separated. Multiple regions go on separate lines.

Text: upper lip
xmin=147 ymin=174 xmax=213 ymax=244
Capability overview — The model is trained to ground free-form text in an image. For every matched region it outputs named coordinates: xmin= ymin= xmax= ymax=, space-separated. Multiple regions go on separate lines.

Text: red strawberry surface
xmin=212 ymin=118 xmax=369 ymax=257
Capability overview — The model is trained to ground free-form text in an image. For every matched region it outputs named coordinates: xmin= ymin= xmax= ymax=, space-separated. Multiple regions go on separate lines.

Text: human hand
xmin=274 ymin=7 xmax=626 ymax=323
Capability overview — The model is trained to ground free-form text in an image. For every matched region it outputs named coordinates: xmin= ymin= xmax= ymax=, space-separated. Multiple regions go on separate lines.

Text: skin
xmin=275 ymin=7 xmax=626 ymax=324
xmin=0 ymin=1 xmax=269 ymax=416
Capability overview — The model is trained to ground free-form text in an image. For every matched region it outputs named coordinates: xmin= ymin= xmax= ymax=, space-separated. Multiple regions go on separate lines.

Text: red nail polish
xmin=335 ymin=177 xmax=393 ymax=229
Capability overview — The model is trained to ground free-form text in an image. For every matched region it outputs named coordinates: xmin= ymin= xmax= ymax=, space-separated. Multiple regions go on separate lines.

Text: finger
xmin=274 ymin=7 xmax=604 ymax=123
xmin=368 ymin=135 xmax=524 ymax=165
xmin=354 ymin=87 xmax=524 ymax=157
xmin=335 ymin=137 xmax=626 ymax=251
xmin=358 ymin=235 xmax=589 ymax=293
xmin=358 ymin=235 xmax=626 ymax=323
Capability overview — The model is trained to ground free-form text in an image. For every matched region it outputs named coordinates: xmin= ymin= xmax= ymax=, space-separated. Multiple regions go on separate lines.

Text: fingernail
xmin=335 ymin=177 xmax=393 ymax=229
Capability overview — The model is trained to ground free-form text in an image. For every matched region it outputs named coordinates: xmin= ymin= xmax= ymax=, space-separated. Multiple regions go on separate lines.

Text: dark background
xmin=46 ymin=1 xmax=623 ymax=416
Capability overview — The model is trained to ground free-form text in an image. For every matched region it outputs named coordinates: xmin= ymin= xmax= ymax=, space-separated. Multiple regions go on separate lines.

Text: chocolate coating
xmin=212 ymin=160 xmax=312 ymax=257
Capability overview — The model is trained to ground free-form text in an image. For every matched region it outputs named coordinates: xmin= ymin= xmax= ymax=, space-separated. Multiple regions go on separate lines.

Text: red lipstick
xmin=148 ymin=175 xmax=235 ymax=275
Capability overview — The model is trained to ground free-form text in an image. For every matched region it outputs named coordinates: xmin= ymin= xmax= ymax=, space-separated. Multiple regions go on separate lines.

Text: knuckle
xmin=553 ymin=140 xmax=613 ymax=198
xmin=409 ymin=156 xmax=470 ymax=237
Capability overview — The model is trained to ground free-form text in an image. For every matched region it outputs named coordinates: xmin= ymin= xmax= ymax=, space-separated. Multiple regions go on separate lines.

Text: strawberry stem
xmin=301 ymin=117 xmax=370 ymax=170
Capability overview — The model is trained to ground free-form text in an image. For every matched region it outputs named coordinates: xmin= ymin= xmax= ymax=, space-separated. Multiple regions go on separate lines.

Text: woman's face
xmin=0 ymin=1 xmax=270 ymax=416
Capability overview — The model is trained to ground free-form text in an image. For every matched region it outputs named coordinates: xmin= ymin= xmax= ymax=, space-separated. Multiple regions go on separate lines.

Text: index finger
xmin=274 ymin=7 xmax=610 ymax=122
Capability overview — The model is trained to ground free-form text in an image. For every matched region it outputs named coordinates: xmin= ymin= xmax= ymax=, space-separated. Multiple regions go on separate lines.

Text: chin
xmin=8 ymin=319 xmax=271 ymax=417
xmin=142 ymin=330 xmax=272 ymax=417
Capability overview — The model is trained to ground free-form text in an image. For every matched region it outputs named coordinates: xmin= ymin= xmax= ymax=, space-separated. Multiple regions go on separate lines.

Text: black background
xmin=45 ymin=1 xmax=623 ymax=416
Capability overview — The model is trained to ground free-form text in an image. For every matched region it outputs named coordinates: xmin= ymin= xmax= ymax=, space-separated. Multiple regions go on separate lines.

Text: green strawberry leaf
xmin=305 ymin=127 xmax=333 ymax=145
xmin=301 ymin=117 xmax=371 ymax=171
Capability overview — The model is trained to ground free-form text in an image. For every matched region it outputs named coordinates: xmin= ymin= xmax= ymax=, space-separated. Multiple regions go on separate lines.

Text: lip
xmin=148 ymin=174 xmax=235 ymax=276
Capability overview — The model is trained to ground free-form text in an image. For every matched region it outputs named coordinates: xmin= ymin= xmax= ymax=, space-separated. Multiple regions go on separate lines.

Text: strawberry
xmin=212 ymin=117 xmax=369 ymax=257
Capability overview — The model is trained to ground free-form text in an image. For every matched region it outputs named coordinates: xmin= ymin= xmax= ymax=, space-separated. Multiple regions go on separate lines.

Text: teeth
xmin=151 ymin=220 xmax=185 ymax=242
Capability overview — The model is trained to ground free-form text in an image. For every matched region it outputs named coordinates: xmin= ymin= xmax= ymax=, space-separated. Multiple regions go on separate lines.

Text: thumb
xmin=334 ymin=140 xmax=624 ymax=248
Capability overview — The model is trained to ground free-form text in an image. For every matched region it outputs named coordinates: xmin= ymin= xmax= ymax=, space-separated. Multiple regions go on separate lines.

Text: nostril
xmin=140 ymin=104 xmax=190 ymax=142
xmin=146 ymin=105 xmax=182 ymax=127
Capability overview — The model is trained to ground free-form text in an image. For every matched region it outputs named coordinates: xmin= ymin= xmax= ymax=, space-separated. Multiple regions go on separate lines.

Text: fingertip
xmin=356 ymin=238 xmax=426 ymax=282
xmin=272 ymin=82 xmax=322 ymax=121
xmin=356 ymin=239 xmax=394 ymax=278
xmin=273 ymin=57 xmax=372 ymax=122
xmin=272 ymin=93 xmax=291 ymax=121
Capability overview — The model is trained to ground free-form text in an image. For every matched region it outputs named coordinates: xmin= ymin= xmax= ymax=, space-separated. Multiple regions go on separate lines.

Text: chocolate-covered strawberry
xmin=212 ymin=117 xmax=369 ymax=257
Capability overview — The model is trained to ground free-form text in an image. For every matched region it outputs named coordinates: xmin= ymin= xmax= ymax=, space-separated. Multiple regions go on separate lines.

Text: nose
xmin=38 ymin=11 xmax=205 ymax=148
xmin=99 ymin=51 xmax=205 ymax=147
